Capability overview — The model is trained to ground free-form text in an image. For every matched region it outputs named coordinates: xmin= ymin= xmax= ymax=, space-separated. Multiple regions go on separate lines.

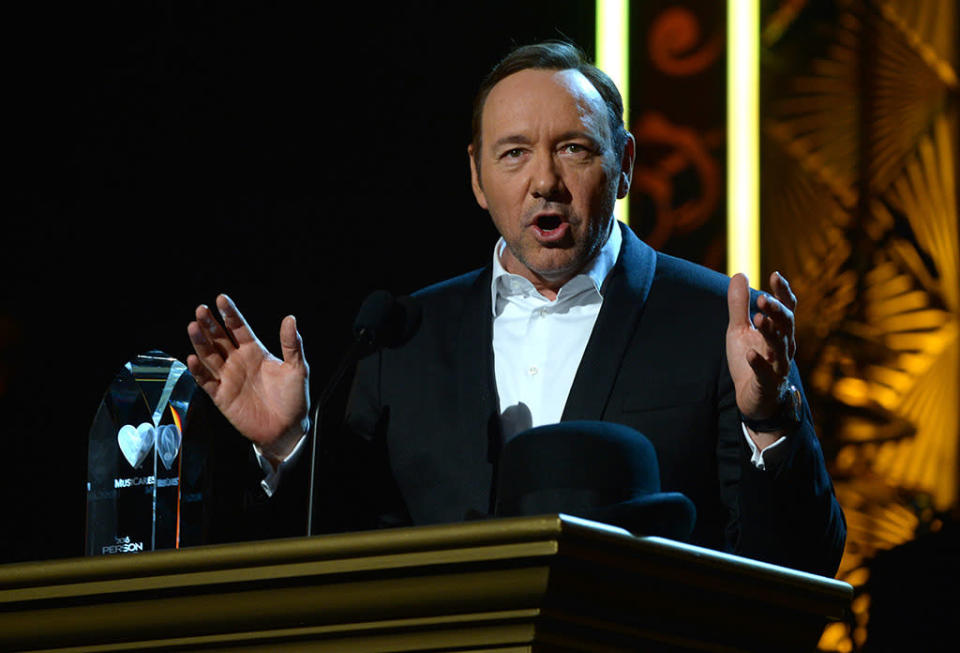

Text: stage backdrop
xmin=759 ymin=1 xmax=958 ymax=650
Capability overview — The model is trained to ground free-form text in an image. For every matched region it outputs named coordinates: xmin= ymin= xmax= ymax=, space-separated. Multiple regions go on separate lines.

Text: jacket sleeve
xmin=716 ymin=356 xmax=846 ymax=577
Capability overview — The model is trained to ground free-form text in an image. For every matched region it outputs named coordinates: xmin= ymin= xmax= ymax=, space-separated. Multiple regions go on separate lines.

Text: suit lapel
xmin=561 ymin=224 xmax=657 ymax=421
xmin=455 ymin=267 xmax=501 ymax=467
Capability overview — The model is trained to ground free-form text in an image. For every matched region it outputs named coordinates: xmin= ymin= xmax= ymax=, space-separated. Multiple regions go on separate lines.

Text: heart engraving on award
xmin=117 ymin=422 xmax=155 ymax=469
xmin=156 ymin=424 xmax=182 ymax=470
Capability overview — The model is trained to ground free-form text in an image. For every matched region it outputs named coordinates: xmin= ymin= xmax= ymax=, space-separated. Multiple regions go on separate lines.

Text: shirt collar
xmin=490 ymin=220 xmax=623 ymax=314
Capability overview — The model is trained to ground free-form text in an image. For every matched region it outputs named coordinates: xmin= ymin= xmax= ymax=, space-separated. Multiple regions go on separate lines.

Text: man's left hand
xmin=726 ymin=271 xmax=798 ymax=448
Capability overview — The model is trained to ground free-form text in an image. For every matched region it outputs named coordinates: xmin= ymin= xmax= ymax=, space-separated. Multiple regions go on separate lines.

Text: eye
xmin=560 ymin=143 xmax=593 ymax=157
xmin=503 ymin=148 xmax=525 ymax=159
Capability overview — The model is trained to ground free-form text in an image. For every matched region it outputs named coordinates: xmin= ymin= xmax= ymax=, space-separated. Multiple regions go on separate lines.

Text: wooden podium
xmin=0 ymin=515 xmax=851 ymax=652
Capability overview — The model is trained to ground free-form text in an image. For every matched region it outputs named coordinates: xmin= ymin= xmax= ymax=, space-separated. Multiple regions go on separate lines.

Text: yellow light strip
xmin=596 ymin=0 xmax=630 ymax=225
xmin=727 ymin=0 xmax=760 ymax=282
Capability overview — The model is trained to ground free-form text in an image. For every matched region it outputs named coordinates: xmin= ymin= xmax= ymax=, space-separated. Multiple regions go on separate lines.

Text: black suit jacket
xmin=254 ymin=224 xmax=845 ymax=577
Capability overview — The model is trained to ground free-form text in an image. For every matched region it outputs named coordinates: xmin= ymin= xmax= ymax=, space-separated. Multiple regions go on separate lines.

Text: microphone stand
xmin=306 ymin=335 xmax=372 ymax=536
xmin=302 ymin=289 xmax=419 ymax=537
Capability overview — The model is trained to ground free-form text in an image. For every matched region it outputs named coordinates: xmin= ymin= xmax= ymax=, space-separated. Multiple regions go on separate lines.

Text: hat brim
xmin=577 ymin=492 xmax=696 ymax=541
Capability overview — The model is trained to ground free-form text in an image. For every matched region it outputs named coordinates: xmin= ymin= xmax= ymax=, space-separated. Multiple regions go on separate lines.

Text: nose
xmin=530 ymin=152 xmax=565 ymax=200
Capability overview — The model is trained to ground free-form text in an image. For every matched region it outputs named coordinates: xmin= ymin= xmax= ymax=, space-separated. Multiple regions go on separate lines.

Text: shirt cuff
xmin=253 ymin=433 xmax=308 ymax=498
xmin=741 ymin=422 xmax=787 ymax=471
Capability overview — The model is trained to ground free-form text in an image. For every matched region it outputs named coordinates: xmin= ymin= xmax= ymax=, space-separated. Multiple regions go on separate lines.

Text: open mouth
xmin=531 ymin=214 xmax=569 ymax=243
xmin=536 ymin=215 xmax=563 ymax=231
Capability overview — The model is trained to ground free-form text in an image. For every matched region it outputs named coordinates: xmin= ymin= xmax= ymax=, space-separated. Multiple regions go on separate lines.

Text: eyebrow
xmin=490 ymin=131 xmax=602 ymax=151
xmin=556 ymin=130 xmax=600 ymax=144
xmin=491 ymin=134 xmax=533 ymax=150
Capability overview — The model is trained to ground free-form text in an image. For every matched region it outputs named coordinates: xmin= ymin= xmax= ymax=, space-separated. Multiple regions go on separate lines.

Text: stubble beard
xmin=508 ymin=213 xmax=614 ymax=287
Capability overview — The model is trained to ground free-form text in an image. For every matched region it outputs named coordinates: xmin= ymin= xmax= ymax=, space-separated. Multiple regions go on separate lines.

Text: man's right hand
xmin=186 ymin=294 xmax=310 ymax=468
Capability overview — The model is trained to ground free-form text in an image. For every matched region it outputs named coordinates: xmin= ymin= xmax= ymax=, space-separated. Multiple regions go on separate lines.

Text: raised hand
xmin=725 ymin=271 xmax=798 ymax=446
xmin=186 ymin=294 xmax=310 ymax=466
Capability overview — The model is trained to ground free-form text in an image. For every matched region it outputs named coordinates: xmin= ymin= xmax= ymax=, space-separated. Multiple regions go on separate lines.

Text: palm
xmin=726 ymin=317 xmax=778 ymax=419
xmin=726 ymin=272 xmax=796 ymax=422
xmin=212 ymin=345 xmax=307 ymax=442
xmin=187 ymin=295 xmax=310 ymax=459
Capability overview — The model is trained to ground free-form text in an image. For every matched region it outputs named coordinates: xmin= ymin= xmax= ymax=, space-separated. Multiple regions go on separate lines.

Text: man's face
xmin=469 ymin=68 xmax=633 ymax=292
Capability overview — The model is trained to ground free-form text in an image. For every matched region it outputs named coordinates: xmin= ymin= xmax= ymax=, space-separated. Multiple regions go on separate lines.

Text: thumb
xmin=727 ymin=273 xmax=752 ymax=330
xmin=279 ymin=315 xmax=307 ymax=367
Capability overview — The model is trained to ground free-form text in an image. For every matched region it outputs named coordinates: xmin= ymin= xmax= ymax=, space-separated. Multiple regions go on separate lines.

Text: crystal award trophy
xmin=86 ymin=350 xmax=203 ymax=555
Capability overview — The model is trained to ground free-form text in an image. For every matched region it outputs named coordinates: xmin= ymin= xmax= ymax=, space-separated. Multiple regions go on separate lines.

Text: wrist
xmin=741 ymin=382 xmax=802 ymax=435
xmin=260 ymin=418 xmax=310 ymax=467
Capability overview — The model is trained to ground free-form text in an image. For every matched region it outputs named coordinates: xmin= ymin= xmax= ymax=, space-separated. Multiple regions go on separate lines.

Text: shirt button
xmin=528 ymin=366 xmax=539 ymax=376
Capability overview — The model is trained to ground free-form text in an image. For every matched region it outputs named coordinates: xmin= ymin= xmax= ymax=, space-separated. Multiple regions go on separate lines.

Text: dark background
xmin=3 ymin=1 xmax=596 ymax=562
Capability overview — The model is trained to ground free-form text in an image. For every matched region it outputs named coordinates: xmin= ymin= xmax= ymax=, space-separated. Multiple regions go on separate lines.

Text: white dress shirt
xmin=491 ymin=223 xmax=621 ymax=440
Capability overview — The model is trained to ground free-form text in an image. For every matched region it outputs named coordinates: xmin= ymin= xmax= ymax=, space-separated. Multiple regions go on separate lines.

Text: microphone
xmin=306 ymin=290 xmax=421 ymax=534
xmin=353 ymin=290 xmax=422 ymax=351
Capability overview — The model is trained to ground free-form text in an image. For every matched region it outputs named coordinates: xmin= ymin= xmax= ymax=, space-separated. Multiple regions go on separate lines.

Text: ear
xmin=616 ymin=132 xmax=636 ymax=199
xmin=468 ymin=144 xmax=488 ymax=210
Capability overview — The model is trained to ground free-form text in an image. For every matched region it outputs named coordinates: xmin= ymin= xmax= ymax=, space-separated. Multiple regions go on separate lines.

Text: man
xmin=187 ymin=42 xmax=845 ymax=576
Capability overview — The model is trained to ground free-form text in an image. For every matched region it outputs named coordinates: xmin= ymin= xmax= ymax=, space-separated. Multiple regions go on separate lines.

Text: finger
xmin=770 ymin=270 xmax=797 ymax=311
xmin=756 ymin=292 xmax=794 ymax=337
xmin=753 ymin=317 xmax=791 ymax=374
xmin=279 ymin=315 xmax=308 ymax=368
xmin=754 ymin=311 xmax=783 ymax=342
xmin=188 ymin=316 xmax=226 ymax=375
xmin=757 ymin=291 xmax=797 ymax=361
xmin=195 ymin=303 xmax=235 ymax=356
xmin=215 ymin=294 xmax=258 ymax=347
xmin=727 ymin=273 xmax=752 ymax=329
xmin=749 ymin=308 xmax=791 ymax=374
xmin=771 ymin=272 xmax=798 ymax=359
xmin=186 ymin=353 xmax=220 ymax=398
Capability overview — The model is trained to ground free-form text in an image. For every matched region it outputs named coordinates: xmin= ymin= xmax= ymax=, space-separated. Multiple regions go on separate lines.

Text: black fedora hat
xmin=495 ymin=421 xmax=696 ymax=540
